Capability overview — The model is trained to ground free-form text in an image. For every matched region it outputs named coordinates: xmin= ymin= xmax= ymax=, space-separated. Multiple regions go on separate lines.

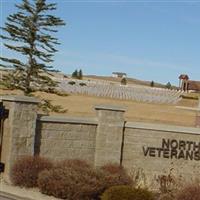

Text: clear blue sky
xmin=1 ymin=0 xmax=200 ymax=85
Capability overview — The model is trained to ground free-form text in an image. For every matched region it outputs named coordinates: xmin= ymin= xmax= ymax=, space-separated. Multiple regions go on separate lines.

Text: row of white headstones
xmin=57 ymin=79 xmax=183 ymax=104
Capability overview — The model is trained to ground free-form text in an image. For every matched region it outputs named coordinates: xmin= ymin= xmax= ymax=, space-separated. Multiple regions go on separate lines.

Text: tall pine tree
xmin=0 ymin=0 xmax=65 ymax=94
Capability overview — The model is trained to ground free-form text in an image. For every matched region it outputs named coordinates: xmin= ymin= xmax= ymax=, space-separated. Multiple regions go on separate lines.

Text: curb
xmin=0 ymin=191 xmax=34 ymax=200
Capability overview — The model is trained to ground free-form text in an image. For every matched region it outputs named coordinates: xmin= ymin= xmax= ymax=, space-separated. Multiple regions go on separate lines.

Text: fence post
xmin=0 ymin=96 xmax=39 ymax=183
xmin=94 ymin=105 xmax=126 ymax=167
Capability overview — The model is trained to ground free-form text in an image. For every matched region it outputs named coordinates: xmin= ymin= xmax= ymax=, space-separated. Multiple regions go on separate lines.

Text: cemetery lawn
xmin=0 ymin=88 xmax=197 ymax=127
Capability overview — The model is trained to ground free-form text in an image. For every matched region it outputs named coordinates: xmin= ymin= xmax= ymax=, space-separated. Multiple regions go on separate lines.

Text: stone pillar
xmin=0 ymin=96 xmax=39 ymax=182
xmin=94 ymin=105 xmax=126 ymax=167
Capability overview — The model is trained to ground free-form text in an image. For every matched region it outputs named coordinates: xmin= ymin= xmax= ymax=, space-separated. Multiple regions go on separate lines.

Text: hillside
xmin=0 ymin=86 xmax=198 ymax=127
xmin=0 ymin=69 xmax=198 ymax=127
xmin=0 ymin=68 xmax=175 ymax=88
xmin=84 ymin=75 xmax=174 ymax=88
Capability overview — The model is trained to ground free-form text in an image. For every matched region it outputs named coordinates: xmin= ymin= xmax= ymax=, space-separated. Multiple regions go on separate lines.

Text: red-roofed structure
xmin=179 ymin=74 xmax=200 ymax=92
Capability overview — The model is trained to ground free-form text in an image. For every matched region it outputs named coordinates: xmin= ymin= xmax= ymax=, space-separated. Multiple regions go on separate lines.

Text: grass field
xmin=0 ymin=88 xmax=198 ymax=127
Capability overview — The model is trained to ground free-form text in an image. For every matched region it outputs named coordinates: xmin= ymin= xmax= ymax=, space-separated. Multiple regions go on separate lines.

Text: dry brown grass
xmin=0 ymin=88 xmax=198 ymax=127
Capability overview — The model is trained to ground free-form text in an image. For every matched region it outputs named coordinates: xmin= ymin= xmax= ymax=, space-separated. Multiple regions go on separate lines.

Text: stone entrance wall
xmin=35 ymin=116 xmax=97 ymax=164
xmin=123 ymin=122 xmax=200 ymax=188
xmin=1 ymin=95 xmax=200 ymax=188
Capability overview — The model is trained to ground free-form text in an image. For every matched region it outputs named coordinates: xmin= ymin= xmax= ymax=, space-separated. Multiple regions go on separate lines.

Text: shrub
xmin=11 ymin=156 xmax=53 ymax=188
xmin=38 ymin=159 xmax=105 ymax=200
xmin=101 ymin=185 xmax=135 ymax=200
xmin=158 ymin=193 xmax=174 ymax=200
xmin=79 ymin=82 xmax=87 ymax=86
xmin=131 ymin=188 xmax=154 ymax=200
xmin=176 ymin=184 xmax=200 ymax=200
xmin=157 ymin=174 xmax=176 ymax=194
xmin=101 ymin=185 xmax=154 ymax=200
xmin=68 ymin=81 xmax=76 ymax=85
xmin=38 ymin=161 xmax=134 ymax=200
xmin=100 ymin=163 xmax=133 ymax=188
xmin=55 ymin=159 xmax=91 ymax=171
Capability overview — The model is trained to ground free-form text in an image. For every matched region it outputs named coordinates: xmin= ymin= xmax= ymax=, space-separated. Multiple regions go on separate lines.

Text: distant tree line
xmin=72 ymin=69 xmax=83 ymax=80
xmin=150 ymin=80 xmax=172 ymax=89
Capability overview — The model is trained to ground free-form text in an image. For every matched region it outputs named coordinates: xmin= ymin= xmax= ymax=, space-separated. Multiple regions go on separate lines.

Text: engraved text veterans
xmin=143 ymin=139 xmax=200 ymax=161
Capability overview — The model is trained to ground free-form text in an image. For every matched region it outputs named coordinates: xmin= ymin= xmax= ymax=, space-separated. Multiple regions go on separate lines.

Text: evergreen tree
xmin=78 ymin=69 xmax=83 ymax=80
xmin=71 ymin=69 xmax=83 ymax=79
xmin=166 ymin=82 xmax=172 ymax=89
xmin=72 ymin=69 xmax=78 ymax=78
xmin=0 ymin=0 xmax=65 ymax=95
xmin=121 ymin=77 xmax=127 ymax=85
xmin=150 ymin=81 xmax=154 ymax=87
